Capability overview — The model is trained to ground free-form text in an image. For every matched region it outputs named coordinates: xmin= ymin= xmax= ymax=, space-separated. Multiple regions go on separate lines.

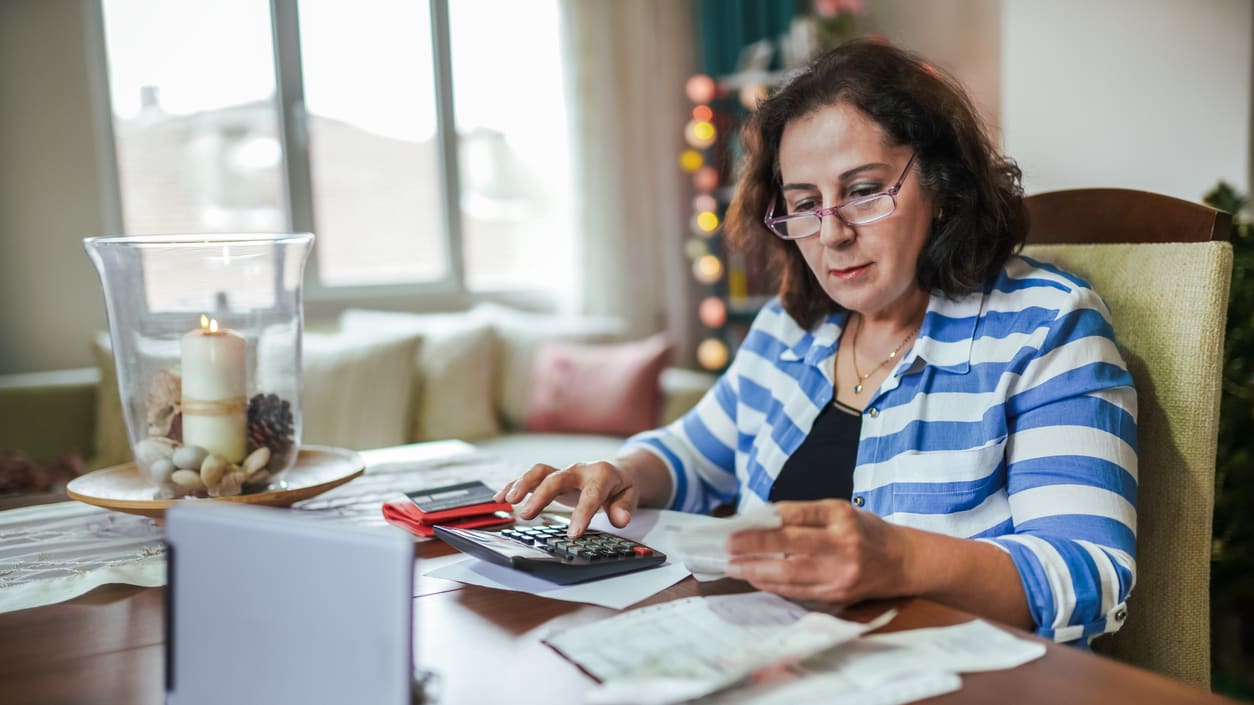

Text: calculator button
xmin=632 ymin=546 xmax=653 ymax=557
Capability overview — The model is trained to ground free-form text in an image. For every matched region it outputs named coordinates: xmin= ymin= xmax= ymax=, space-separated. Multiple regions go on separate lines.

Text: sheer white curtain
xmin=558 ymin=0 xmax=699 ymax=361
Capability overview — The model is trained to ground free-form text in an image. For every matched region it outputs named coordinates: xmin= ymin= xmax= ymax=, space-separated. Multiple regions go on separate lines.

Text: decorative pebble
xmin=243 ymin=447 xmax=271 ymax=476
xmin=171 ymin=469 xmax=206 ymax=490
xmin=199 ymin=454 xmax=229 ymax=489
xmin=172 ymin=445 xmax=209 ymax=470
xmin=147 ymin=457 xmax=176 ymax=485
xmin=134 ymin=437 xmax=178 ymax=467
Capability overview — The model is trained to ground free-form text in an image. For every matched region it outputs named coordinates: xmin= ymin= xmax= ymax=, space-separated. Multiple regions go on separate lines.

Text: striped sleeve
xmin=617 ymin=304 xmax=794 ymax=514
xmin=979 ymin=282 xmax=1138 ymax=643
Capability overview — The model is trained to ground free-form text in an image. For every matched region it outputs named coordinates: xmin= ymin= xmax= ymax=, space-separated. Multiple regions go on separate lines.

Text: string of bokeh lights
xmin=679 ymin=73 xmax=769 ymax=371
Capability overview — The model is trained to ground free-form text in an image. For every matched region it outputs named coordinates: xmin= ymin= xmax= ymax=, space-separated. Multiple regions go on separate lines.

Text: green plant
xmin=1205 ymin=181 xmax=1254 ymax=694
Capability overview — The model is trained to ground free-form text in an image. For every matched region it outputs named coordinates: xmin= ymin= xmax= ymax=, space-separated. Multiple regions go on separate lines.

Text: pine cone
xmin=246 ymin=393 xmax=295 ymax=466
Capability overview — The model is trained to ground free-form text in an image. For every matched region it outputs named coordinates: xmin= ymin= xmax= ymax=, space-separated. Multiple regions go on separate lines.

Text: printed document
xmin=543 ymin=592 xmax=896 ymax=705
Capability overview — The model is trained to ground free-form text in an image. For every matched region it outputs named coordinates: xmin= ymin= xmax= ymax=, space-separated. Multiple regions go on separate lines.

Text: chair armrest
xmin=659 ymin=367 xmax=717 ymax=426
xmin=0 ymin=368 xmax=99 ymax=462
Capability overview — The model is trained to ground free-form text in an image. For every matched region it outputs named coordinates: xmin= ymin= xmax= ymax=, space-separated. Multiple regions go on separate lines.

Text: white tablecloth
xmin=0 ymin=440 xmax=523 ymax=614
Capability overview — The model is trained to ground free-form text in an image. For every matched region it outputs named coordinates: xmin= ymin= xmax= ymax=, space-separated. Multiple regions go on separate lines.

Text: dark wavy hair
xmin=724 ymin=40 xmax=1027 ymax=329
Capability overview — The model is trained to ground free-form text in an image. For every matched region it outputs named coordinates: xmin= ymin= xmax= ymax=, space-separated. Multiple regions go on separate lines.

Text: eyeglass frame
xmin=762 ymin=152 xmax=919 ymax=240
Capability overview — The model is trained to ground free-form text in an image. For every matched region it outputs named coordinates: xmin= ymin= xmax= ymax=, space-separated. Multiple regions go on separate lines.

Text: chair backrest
xmin=1022 ymin=188 xmax=1233 ymax=690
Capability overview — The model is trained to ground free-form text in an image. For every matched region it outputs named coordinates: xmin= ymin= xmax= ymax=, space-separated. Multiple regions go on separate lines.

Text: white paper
xmin=543 ymin=592 xmax=896 ymax=705
xmin=426 ymin=555 xmax=690 ymax=610
xmin=859 ymin=618 xmax=1047 ymax=673
xmin=696 ymin=668 xmax=961 ymax=705
xmin=664 ymin=505 xmax=783 ymax=579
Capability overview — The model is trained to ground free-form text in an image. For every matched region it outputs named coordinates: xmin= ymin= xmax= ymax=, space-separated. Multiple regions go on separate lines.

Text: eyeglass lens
xmin=774 ymin=195 xmax=894 ymax=238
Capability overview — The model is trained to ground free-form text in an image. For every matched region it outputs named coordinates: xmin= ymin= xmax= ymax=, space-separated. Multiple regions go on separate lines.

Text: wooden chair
xmin=1021 ymin=188 xmax=1233 ymax=690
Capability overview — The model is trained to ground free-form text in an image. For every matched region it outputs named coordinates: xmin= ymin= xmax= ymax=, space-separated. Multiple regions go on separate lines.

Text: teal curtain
xmin=696 ymin=0 xmax=800 ymax=76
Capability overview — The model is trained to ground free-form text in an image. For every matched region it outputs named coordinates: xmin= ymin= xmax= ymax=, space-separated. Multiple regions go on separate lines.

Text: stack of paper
xmin=543 ymin=593 xmax=1046 ymax=705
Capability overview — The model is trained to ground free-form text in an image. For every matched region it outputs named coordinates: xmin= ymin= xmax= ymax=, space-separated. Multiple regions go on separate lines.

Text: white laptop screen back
xmin=165 ymin=502 xmax=415 ymax=705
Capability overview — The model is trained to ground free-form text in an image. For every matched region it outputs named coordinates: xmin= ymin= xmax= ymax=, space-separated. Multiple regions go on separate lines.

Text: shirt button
xmin=1114 ymin=607 xmax=1127 ymax=622
xmin=853 ymin=496 xmax=865 ymax=507
xmin=867 ymin=408 xmax=879 ymax=418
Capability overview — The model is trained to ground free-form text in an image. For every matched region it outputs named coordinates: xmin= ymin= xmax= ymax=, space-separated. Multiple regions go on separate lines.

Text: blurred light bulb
xmin=696 ymin=211 xmax=720 ymax=232
xmin=692 ymin=194 xmax=717 ymax=213
xmin=684 ymin=120 xmax=717 ymax=149
xmin=693 ymin=255 xmax=723 ymax=284
xmin=685 ymin=74 xmax=716 ymax=104
xmin=692 ymin=105 xmax=714 ymax=122
xmin=697 ymin=338 xmax=730 ymax=370
xmin=694 ymin=166 xmax=719 ymax=192
xmin=679 ymin=149 xmax=703 ymax=172
xmin=698 ymin=297 xmax=727 ymax=328
xmin=684 ymin=238 xmax=709 ymax=260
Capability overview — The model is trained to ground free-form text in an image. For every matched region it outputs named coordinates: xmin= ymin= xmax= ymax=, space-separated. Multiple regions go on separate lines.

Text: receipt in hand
xmin=668 ymin=505 xmax=783 ymax=578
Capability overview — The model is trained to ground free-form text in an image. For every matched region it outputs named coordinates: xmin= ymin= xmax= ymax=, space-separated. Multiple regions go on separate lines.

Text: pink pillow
xmin=525 ymin=333 xmax=673 ymax=437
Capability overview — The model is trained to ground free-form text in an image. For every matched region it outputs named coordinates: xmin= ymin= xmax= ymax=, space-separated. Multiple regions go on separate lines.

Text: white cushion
xmin=339 ymin=309 xmax=501 ymax=442
xmin=301 ymin=328 xmax=423 ymax=450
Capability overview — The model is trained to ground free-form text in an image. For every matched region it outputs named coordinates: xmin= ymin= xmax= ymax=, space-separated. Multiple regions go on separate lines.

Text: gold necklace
xmin=850 ymin=315 xmax=922 ymax=394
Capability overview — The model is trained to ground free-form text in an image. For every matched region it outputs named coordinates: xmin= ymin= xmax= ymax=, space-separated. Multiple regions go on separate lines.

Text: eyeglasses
xmin=763 ymin=152 xmax=918 ymax=240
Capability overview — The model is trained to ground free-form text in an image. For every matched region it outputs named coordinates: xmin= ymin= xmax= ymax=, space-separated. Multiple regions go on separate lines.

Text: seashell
xmin=135 ymin=437 xmax=179 ymax=468
xmin=171 ymin=469 xmax=206 ymax=490
xmin=147 ymin=457 xmax=176 ymax=486
xmin=211 ymin=470 xmax=245 ymax=498
xmin=145 ymin=369 xmax=182 ymax=437
xmin=242 ymin=447 xmax=271 ymax=476
xmin=199 ymin=454 xmax=229 ymax=489
xmin=244 ymin=470 xmax=272 ymax=488
xmin=173 ymin=445 xmax=209 ymax=470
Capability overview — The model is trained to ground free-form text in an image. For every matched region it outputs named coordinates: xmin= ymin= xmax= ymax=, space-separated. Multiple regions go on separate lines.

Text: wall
xmin=863 ymin=0 xmax=1002 ymax=136
xmin=1002 ymin=0 xmax=1252 ymax=199
xmin=0 ymin=0 xmax=117 ymax=375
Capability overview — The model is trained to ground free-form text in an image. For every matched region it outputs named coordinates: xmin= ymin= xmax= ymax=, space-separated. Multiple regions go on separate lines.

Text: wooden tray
xmin=65 ymin=445 xmax=365 ymax=518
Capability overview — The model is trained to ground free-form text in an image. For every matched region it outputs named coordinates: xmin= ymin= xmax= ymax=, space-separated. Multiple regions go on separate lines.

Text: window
xmin=99 ymin=0 xmax=574 ymax=302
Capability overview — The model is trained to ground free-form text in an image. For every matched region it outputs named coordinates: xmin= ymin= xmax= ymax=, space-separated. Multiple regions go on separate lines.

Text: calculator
xmin=434 ymin=524 xmax=667 ymax=585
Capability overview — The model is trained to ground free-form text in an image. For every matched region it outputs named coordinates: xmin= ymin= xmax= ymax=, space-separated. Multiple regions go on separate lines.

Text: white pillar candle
xmin=181 ymin=315 xmax=248 ymax=462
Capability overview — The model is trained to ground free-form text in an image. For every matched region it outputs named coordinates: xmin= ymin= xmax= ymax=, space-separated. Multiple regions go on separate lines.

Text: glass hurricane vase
xmin=84 ymin=233 xmax=314 ymax=499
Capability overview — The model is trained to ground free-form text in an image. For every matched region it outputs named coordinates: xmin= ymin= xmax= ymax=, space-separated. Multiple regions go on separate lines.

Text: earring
xmin=936 ymin=207 xmax=944 ymax=221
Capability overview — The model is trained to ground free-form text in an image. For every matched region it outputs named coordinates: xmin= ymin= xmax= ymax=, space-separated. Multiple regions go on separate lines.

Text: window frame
xmin=97 ymin=0 xmax=562 ymax=317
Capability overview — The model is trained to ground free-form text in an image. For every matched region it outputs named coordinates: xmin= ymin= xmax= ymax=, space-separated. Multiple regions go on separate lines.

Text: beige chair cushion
xmin=1022 ymin=242 xmax=1232 ymax=688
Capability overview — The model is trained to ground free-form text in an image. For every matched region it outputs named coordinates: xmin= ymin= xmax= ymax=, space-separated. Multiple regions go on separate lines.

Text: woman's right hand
xmin=493 ymin=460 xmax=639 ymax=538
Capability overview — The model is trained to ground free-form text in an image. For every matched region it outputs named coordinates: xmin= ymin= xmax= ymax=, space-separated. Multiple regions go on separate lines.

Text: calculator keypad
xmin=497 ymin=527 xmax=652 ymax=563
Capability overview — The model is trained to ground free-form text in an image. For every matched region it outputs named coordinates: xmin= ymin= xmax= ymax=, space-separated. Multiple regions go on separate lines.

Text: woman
xmin=496 ymin=41 xmax=1137 ymax=644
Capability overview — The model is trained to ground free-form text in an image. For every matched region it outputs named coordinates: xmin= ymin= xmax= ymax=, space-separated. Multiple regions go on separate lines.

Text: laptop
xmin=165 ymin=502 xmax=416 ymax=705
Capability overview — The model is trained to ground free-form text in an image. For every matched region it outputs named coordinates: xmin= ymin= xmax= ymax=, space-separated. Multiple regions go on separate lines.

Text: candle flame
xmin=199 ymin=315 xmax=220 ymax=333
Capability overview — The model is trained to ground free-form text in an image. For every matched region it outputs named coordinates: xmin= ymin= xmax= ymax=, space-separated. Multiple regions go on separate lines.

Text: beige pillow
xmin=339 ymin=309 xmax=501 ymax=442
xmin=89 ymin=332 xmax=130 ymax=469
xmin=469 ymin=302 xmax=627 ymax=430
xmin=301 ymin=328 xmax=422 ymax=450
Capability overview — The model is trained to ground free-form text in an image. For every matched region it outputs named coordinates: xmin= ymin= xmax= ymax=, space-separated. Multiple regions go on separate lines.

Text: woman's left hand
xmin=725 ymin=500 xmax=913 ymax=603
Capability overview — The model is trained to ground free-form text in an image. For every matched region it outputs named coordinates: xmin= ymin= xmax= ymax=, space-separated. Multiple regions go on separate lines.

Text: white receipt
xmin=667 ymin=505 xmax=783 ymax=578
xmin=543 ymin=592 xmax=896 ymax=705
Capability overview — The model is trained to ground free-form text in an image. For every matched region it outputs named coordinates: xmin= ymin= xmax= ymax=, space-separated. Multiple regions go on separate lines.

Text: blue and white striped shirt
xmin=625 ymin=255 xmax=1137 ymax=643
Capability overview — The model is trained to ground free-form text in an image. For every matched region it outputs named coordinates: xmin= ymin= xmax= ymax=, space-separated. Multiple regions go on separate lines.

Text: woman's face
xmin=777 ymin=102 xmax=935 ymax=321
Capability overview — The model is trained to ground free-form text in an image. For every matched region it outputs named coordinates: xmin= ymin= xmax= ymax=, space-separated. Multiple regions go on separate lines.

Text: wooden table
xmin=0 ymin=538 xmax=1235 ymax=705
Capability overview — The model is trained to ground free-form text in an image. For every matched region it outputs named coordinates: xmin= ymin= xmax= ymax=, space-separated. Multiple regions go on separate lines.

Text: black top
xmin=769 ymin=399 xmax=862 ymax=502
